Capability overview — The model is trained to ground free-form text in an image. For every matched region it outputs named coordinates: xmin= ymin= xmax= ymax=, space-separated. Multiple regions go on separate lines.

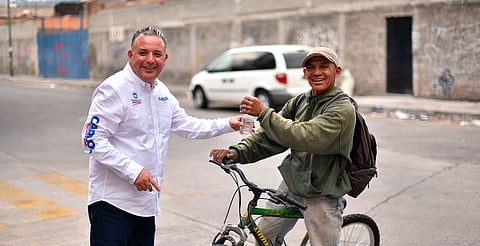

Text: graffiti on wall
xmin=296 ymin=28 xmax=338 ymax=49
xmin=438 ymin=69 xmax=454 ymax=97
xmin=420 ymin=21 xmax=480 ymax=97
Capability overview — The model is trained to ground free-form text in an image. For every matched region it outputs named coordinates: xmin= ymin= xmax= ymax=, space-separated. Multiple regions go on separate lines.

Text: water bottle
xmin=240 ymin=114 xmax=256 ymax=136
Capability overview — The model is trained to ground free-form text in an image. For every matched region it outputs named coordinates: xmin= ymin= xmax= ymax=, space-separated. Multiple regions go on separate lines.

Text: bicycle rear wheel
xmin=341 ymin=213 xmax=380 ymax=246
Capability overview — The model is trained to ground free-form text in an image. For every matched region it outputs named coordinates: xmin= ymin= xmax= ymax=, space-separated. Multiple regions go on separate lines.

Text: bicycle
xmin=209 ymin=159 xmax=380 ymax=246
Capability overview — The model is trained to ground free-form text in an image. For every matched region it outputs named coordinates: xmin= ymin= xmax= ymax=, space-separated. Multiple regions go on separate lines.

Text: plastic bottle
xmin=240 ymin=114 xmax=256 ymax=136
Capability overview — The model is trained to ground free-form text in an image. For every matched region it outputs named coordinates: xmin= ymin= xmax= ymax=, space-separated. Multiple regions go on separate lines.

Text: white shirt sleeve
xmin=169 ymin=96 xmax=235 ymax=138
xmin=81 ymin=83 xmax=143 ymax=184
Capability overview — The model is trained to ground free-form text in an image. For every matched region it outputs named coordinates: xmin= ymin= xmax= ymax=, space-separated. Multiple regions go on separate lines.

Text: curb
xmin=2 ymin=75 xmax=480 ymax=127
xmin=355 ymin=95 xmax=480 ymax=125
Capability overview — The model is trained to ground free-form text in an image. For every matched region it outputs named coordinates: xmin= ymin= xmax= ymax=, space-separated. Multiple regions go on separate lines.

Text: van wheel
xmin=193 ymin=87 xmax=208 ymax=109
xmin=256 ymin=90 xmax=272 ymax=108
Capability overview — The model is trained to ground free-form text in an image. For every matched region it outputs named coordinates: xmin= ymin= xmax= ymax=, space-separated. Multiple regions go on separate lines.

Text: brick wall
xmin=2 ymin=0 xmax=478 ymax=100
xmin=413 ymin=2 xmax=480 ymax=100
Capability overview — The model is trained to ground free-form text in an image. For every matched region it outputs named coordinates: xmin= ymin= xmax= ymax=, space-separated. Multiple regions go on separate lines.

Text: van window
xmin=284 ymin=52 xmax=309 ymax=68
xmin=207 ymin=54 xmax=234 ymax=72
xmin=231 ymin=52 xmax=275 ymax=71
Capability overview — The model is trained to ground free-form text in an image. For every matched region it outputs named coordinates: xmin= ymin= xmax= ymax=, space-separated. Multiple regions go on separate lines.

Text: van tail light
xmin=275 ymin=73 xmax=287 ymax=85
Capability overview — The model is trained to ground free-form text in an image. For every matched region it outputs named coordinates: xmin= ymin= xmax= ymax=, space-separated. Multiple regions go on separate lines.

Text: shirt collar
xmin=307 ymin=87 xmax=342 ymax=103
xmin=124 ymin=63 xmax=158 ymax=90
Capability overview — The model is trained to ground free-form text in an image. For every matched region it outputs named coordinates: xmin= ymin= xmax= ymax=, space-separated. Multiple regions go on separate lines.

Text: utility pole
xmin=7 ymin=0 xmax=14 ymax=76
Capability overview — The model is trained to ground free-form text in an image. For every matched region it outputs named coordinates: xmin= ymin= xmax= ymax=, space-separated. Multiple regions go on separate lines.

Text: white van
xmin=189 ymin=45 xmax=313 ymax=110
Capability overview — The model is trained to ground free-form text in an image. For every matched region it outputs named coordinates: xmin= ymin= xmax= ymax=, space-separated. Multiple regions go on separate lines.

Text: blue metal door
xmin=37 ymin=30 xmax=90 ymax=79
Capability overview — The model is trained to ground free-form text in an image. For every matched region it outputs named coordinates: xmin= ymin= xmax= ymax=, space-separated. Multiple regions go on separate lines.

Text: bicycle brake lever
xmin=266 ymin=191 xmax=286 ymax=205
xmin=209 ymin=159 xmax=232 ymax=174
xmin=276 ymin=191 xmax=307 ymax=210
xmin=222 ymin=157 xmax=235 ymax=165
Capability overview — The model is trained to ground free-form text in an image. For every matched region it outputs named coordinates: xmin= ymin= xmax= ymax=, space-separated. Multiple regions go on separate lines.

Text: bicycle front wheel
xmin=341 ymin=214 xmax=380 ymax=246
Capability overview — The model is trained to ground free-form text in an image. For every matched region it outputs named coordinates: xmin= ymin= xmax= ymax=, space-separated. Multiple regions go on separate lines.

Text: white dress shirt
xmin=82 ymin=63 xmax=234 ymax=216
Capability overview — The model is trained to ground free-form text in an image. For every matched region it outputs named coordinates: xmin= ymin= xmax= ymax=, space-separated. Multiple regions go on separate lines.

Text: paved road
xmin=0 ymin=83 xmax=479 ymax=245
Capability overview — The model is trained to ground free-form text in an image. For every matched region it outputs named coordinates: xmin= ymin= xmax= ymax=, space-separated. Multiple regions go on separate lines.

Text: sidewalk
xmin=2 ymin=74 xmax=480 ymax=126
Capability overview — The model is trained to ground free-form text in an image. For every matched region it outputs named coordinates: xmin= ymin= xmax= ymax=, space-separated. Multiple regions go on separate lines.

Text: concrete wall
xmin=0 ymin=21 xmax=37 ymax=75
xmin=413 ymin=2 xmax=480 ymax=100
xmin=3 ymin=0 xmax=479 ymax=101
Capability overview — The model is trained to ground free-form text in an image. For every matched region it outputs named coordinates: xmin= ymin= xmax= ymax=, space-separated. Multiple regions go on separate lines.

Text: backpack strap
xmin=295 ymin=92 xmax=356 ymax=178
xmin=294 ymin=92 xmax=351 ymax=117
xmin=319 ymin=93 xmax=355 ymax=174
xmin=319 ymin=92 xmax=350 ymax=114
xmin=293 ymin=93 xmax=306 ymax=117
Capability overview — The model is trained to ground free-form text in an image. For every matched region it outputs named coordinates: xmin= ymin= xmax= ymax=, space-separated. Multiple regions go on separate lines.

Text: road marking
xmin=36 ymin=172 xmax=88 ymax=196
xmin=0 ymin=181 xmax=79 ymax=220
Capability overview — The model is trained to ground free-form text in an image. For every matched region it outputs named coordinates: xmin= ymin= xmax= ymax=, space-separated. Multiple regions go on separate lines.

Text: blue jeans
xmin=88 ymin=201 xmax=155 ymax=246
xmin=256 ymin=181 xmax=346 ymax=246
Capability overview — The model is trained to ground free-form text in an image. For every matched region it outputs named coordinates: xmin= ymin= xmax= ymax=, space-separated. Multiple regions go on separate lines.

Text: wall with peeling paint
xmin=1 ymin=0 xmax=478 ymax=100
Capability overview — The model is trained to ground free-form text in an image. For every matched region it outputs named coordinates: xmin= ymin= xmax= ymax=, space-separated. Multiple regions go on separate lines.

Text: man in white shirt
xmin=82 ymin=26 xmax=242 ymax=246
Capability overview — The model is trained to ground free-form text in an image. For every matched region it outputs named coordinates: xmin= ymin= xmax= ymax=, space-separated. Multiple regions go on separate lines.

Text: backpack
xmin=294 ymin=92 xmax=378 ymax=198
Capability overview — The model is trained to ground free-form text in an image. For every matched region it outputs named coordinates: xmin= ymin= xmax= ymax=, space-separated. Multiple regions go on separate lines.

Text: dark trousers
xmin=88 ymin=201 xmax=155 ymax=246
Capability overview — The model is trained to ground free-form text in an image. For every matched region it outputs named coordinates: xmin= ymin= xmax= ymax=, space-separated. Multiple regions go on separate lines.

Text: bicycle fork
xmin=242 ymin=210 xmax=270 ymax=246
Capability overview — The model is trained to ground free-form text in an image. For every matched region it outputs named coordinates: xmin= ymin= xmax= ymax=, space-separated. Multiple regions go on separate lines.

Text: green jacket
xmin=229 ymin=87 xmax=355 ymax=198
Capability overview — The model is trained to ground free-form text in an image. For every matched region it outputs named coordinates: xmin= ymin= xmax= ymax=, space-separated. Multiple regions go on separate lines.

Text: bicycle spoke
xmin=341 ymin=222 xmax=373 ymax=246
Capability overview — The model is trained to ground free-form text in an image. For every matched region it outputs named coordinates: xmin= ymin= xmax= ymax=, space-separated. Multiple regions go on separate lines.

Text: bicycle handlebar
xmin=210 ymin=159 xmax=307 ymax=210
xmin=273 ymin=191 xmax=307 ymax=210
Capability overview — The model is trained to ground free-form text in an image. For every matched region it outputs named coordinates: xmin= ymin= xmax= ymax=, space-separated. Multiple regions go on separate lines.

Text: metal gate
xmin=37 ymin=30 xmax=90 ymax=79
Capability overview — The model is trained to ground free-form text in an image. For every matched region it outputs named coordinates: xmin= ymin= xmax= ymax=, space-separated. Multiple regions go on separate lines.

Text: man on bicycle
xmin=211 ymin=47 xmax=355 ymax=245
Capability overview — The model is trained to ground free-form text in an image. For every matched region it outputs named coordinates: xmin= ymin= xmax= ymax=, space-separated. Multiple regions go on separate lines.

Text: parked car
xmin=189 ymin=45 xmax=313 ymax=110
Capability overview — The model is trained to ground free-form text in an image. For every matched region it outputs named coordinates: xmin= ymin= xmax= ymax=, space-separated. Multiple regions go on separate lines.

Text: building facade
xmin=1 ymin=0 xmax=479 ymax=100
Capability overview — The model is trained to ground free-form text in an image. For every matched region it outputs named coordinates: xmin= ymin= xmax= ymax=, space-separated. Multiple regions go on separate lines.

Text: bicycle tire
xmin=212 ymin=235 xmax=237 ymax=246
xmin=212 ymin=232 xmax=239 ymax=246
xmin=341 ymin=213 xmax=380 ymax=246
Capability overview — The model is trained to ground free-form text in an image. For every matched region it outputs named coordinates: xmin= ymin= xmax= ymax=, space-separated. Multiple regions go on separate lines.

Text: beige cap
xmin=301 ymin=47 xmax=339 ymax=67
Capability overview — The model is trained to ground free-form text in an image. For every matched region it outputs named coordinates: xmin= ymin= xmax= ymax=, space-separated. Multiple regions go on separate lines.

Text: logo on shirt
xmin=131 ymin=92 xmax=142 ymax=106
xmin=158 ymin=96 xmax=168 ymax=103
xmin=83 ymin=115 xmax=100 ymax=153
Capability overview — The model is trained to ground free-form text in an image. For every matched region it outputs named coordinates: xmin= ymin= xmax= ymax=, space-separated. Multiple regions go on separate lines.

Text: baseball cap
xmin=301 ymin=47 xmax=339 ymax=67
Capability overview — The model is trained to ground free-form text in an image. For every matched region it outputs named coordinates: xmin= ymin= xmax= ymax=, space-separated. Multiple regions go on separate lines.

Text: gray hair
xmin=131 ymin=26 xmax=167 ymax=49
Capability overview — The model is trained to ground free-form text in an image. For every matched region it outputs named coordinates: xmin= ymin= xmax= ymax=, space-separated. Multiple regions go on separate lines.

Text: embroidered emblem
xmin=131 ymin=92 xmax=142 ymax=106
xmin=158 ymin=96 xmax=168 ymax=103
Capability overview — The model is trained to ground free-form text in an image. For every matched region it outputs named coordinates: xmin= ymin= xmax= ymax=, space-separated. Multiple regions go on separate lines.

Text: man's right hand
xmin=134 ymin=169 xmax=160 ymax=192
xmin=239 ymin=96 xmax=266 ymax=116
xmin=210 ymin=149 xmax=234 ymax=163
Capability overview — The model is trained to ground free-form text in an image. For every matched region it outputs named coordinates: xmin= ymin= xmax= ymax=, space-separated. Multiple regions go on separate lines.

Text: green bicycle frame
xmin=240 ymin=202 xmax=308 ymax=246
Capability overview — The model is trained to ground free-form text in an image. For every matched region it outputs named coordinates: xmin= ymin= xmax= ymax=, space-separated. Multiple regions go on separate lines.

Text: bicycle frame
xmin=210 ymin=159 xmax=379 ymax=246
xmin=210 ymin=160 xmax=308 ymax=246
xmin=241 ymin=203 xmax=305 ymax=246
